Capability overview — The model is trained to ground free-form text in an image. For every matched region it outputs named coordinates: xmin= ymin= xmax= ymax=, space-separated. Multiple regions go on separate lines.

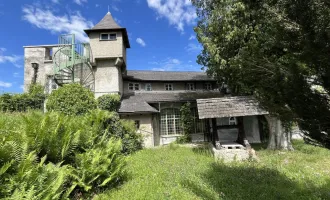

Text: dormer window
xmin=129 ymin=83 xmax=140 ymax=91
xmin=100 ymin=33 xmax=117 ymax=41
xmin=187 ymin=83 xmax=195 ymax=91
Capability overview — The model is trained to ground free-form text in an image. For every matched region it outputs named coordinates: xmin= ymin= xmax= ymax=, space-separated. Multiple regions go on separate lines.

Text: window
xmin=145 ymin=83 xmax=152 ymax=91
xmin=160 ymin=108 xmax=182 ymax=135
xmin=128 ymin=83 xmax=140 ymax=91
xmin=204 ymin=83 xmax=212 ymax=90
xmin=187 ymin=83 xmax=195 ymax=91
xmin=165 ymin=83 xmax=173 ymax=91
xmin=100 ymin=33 xmax=117 ymax=40
xmin=229 ymin=117 xmax=237 ymax=125
xmin=134 ymin=120 xmax=140 ymax=129
xmin=192 ymin=108 xmax=205 ymax=133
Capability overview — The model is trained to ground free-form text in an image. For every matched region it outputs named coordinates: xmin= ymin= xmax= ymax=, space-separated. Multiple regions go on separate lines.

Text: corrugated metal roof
xmin=124 ymin=70 xmax=215 ymax=81
xmin=197 ymin=96 xmax=268 ymax=119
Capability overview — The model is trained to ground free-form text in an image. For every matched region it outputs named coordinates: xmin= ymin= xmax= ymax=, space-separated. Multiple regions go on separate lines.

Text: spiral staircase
xmin=53 ymin=34 xmax=95 ymax=91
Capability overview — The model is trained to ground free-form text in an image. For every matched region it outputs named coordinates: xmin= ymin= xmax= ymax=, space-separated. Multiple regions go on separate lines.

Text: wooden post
xmin=236 ymin=116 xmax=251 ymax=149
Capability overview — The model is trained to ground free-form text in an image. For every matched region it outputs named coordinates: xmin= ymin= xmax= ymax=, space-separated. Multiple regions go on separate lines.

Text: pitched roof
xmin=119 ymin=91 xmax=223 ymax=113
xmin=123 ymin=70 xmax=215 ymax=82
xmin=84 ymin=12 xmax=130 ymax=48
xmin=197 ymin=96 xmax=268 ymax=119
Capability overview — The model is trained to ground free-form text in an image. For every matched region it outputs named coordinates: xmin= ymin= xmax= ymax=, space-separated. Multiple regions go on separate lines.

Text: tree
xmin=178 ymin=103 xmax=193 ymax=143
xmin=192 ymin=0 xmax=330 ymax=149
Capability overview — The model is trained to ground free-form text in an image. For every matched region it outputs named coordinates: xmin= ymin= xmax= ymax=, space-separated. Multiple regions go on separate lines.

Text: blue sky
xmin=0 ymin=0 xmax=203 ymax=93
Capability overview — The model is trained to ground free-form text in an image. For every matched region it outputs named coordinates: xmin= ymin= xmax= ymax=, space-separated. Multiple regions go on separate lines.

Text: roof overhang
xmin=197 ymin=96 xmax=269 ymax=119
xmin=84 ymin=28 xmax=130 ymax=48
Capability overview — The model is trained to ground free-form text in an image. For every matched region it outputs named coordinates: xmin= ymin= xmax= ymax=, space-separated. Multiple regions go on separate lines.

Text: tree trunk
xmin=265 ymin=115 xmax=294 ymax=150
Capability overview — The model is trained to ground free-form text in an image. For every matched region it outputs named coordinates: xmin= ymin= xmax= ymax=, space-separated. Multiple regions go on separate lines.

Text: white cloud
xmin=136 ymin=38 xmax=146 ymax=47
xmin=189 ymin=34 xmax=196 ymax=40
xmin=149 ymin=57 xmax=201 ymax=71
xmin=0 ymin=81 xmax=12 ymax=88
xmin=185 ymin=43 xmax=202 ymax=52
xmin=146 ymin=0 xmax=197 ymax=32
xmin=112 ymin=5 xmax=121 ymax=12
xmin=73 ymin=0 xmax=87 ymax=5
xmin=95 ymin=4 xmax=100 ymax=8
xmin=0 ymin=48 xmax=22 ymax=68
xmin=22 ymin=5 xmax=93 ymax=42
xmin=52 ymin=0 xmax=60 ymax=4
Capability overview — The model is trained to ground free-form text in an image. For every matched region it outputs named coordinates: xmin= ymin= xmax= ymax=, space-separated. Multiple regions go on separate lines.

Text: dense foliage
xmin=97 ymin=94 xmax=121 ymax=112
xmin=46 ymin=84 xmax=97 ymax=115
xmin=0 ymin=84 xmax=45 ymax=112
xmin=192 ymin=0 xmax=330 ymax=148
xmin=0 ymin=110 xmax=142 ymax=199
xmin=177 ymin=103 xmax=193 ymax=143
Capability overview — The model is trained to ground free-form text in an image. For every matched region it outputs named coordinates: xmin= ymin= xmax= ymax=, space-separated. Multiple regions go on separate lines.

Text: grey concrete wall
xmin=122 ymin=81 xmax=215 ymax=94
xmin=121 ymin=114 xmax=154 ymax=148
xmin=94 ymin=59 xmax=122 ymax=98
xmin=24 ymin=47 xmax=54 ymax=92
xmin=89 ymin=31 xmax=125 ymax=63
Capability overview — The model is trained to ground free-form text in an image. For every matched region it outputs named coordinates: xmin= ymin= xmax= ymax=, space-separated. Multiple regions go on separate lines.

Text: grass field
xmin=95 ymin=140 xmax=330 ymax=200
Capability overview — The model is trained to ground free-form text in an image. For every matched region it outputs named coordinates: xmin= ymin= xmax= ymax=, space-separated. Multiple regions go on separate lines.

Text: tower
xmin=84 ymin=12 xmax=130 ymax=97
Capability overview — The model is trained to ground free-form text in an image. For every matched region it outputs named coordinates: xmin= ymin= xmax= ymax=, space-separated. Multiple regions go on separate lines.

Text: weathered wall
xmin=121 ymin=114 xmax=154 ymax=148
xmin=243 ymin=116 xmax=261 ymax=143
xmin=89 ymin=32 xmax=125 ymax=63
xmin=122 ymin=81 xmax=214 ymax=93
xmin=24 ymin=47 xmax=54 ymax=92
xmin=94 ymin=59 xmax=123 ymax=98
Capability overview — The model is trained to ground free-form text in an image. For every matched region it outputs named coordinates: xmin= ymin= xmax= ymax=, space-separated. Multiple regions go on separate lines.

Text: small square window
xmin=187 ymin=83 xmax=195 ymax=91
xmin=109 ymin=33 xmax=117 ymax=40
xmin=145 ymin=83 xmax=152 ymax=91
xmin=165 ymin=83 xmax=173 ymax=91
xmin=100 ymin=33 xmax=108 ymax=40
xmin=134 ymin=83 xmax=140 ymax=90
xmin=204 ymin=83 xmax=212 ymax=90
xmin=128 ymin=83 xmax=140 ymax=91
xmin=134 ymin=120 xmax=140 ymax=129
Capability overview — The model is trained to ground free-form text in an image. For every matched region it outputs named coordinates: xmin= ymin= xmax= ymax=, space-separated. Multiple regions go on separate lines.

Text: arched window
xmin=160 ymin=108 xmax=182 ymax=135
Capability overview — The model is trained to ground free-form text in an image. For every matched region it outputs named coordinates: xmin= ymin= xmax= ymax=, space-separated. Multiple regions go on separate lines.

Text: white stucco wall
xmin=94 ymin=59 xmax=123 ymax=98
xmin=89 ymin=32 xmax=125 ymax=62
xmin=121 ymin=114 xmax=154 ymax=148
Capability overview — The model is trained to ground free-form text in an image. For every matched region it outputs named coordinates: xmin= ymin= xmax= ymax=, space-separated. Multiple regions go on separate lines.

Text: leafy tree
xmin=97 ymin=94 xmax=121 ymax=112
xmin=192 ymin=0 xmax=330 ymax=149
xmin=46 ymin=83 xmax=97 ymax=115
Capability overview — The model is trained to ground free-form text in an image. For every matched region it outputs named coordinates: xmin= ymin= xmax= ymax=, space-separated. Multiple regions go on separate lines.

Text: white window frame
xmin=187 ymin=83 xmax=195 ymax=91
xmin=128 ymin=82 xmax=140 ymax=91
xmin=165 ymin=83 xmax=173 ymax=91
xmin=100 ymin=33 xmax=117 ymax=41
xmin=229 ymin=117 xmax=237 ymax=125
xmin=160 ymin=108 xmax=182 ymax=135
xmin=145 ymin=83 xmax=152 ymax=91
xmin=204 ymin=83 xmax=212 ymax=90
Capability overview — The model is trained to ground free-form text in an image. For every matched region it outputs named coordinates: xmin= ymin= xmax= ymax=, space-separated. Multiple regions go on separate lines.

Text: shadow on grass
xmin=183 ymin=162 xmax=330 ymax=200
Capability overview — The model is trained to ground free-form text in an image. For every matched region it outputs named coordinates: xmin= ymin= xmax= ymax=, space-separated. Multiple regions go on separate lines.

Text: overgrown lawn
xmin=96 ymin=141 xmax=330 ymax=200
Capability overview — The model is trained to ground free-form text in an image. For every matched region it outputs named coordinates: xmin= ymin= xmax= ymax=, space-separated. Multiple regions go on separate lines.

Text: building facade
xmin=23 ymin=12 xmax=265 ymax=148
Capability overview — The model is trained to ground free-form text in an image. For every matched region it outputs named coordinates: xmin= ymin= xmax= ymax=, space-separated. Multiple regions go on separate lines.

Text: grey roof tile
xmin=197 ymin=96 xmax=268 ymax=119
xmin=124 ymin=70 xmax=215 ymax=81
xmin=119 ymin=91 xmax=223 ymax=113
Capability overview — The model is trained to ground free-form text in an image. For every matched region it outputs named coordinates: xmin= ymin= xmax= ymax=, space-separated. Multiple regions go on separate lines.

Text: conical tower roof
xmin=84 ymin=12 xmax=130 ymax=48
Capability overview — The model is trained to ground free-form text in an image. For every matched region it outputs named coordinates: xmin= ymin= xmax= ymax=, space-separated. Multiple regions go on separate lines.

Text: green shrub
xmin=46 ymin=84 xmax=97 ymax=115
xmin=0 ymin=110 xmax=142 ymax=199
xmin=0 ymin=84 xmax=45 ymax=112
xmin=97 ymin=94 xmax=121 ymax=112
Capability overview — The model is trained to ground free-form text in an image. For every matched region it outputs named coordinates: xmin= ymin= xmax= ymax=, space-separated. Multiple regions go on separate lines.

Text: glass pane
xmin=109 ymin=34 xmax=116 ymax=40
xmin=134 ymin=84 xmax=140 ymax=90
xmin=100 ymin=34 xmax=108 ymax=40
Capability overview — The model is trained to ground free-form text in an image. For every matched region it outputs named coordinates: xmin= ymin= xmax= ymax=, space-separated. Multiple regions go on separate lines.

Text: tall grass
xmin=96 ymin=141 xmax=330 ymax=200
